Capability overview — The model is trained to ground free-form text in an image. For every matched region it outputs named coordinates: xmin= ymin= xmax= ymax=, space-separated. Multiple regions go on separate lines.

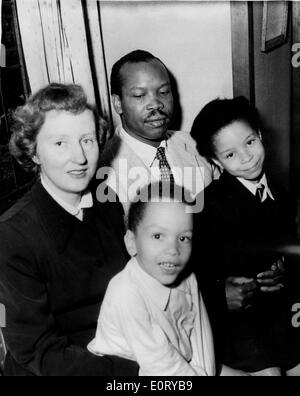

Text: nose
xmin=71 ymin=142 xmax=87 ymax=165
xmin=164 ymin=238 xmax=180 ymax=257
xmin=240 ymin=149 xmax=253 ymax=164
xmin=147 ymin=93 xmax=164 ymax=111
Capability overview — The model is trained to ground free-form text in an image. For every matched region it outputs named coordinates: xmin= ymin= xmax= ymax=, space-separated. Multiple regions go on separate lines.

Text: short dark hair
xmin=10 ymin=83 xmax=106 ymax=173
xmin=127 ymin=182 xmax=195 ymax=233
xmin=110 ymin=50 xmax=167 ymax=97
xmin=190 ymin=96 xmax=261 ymax=160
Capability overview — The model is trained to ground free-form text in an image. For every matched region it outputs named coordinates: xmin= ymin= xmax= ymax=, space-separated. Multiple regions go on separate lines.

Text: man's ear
xmin=112 ymin=94 xmax=123 ymax=116
xmin=124 ymin=230 xmax=137 ymax=258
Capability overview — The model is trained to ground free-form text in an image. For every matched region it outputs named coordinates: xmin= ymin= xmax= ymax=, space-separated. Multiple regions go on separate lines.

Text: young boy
xmin=88 ymin=183 xmax=245 ymax=376
xmin=191 ymin=96 xmax=300 ymax=375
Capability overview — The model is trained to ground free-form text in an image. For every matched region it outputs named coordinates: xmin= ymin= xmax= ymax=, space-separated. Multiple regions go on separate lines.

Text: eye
xmin=247 ymin=138 xmax=256 ymax=146
xmin=82 ymin=137 xmax=95 ymax=145
xmin=55 ymin=141 xmax=64 ymax=147
xmin=133 ymin=94 xmax=145 ymax=99
xmin=179 ymin=235 xmax=192 ymax=243
xmin=153 ymin=233 xmax=162 ymax=240
xmin=225 ymin=152 xmax=234 ymax=160
xmin=160 ymin=90 xmax=170 ymax=96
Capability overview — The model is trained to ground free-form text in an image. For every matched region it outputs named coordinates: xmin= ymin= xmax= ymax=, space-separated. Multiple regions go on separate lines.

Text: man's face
xmin=113 ymin=59 xmax=174 ymax=147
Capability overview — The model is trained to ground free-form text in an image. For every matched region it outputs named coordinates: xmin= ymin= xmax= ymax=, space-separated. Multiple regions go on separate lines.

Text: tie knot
xmin=256 ymin=184 xmax=265 ymax=202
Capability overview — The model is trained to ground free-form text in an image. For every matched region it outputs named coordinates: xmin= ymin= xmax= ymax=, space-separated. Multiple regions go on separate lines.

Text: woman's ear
xmin=32 ymin=154 xmax=41 ymax=166
xmin=124 ymin=230 xmax=137 ymax=258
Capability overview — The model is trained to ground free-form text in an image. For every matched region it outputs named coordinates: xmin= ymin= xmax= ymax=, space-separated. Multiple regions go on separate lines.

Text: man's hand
xmin=225 ymin=277 xmax=257 ymax=312
xmin=256 ymin=257 xmax=285 ymax=293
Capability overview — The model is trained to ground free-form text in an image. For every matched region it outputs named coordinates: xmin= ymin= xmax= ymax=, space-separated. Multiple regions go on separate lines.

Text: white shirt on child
xmin=237 ymin=173 xmax=275 ymax=202
xmin=88 ymin=257 xmax=216 ymax=376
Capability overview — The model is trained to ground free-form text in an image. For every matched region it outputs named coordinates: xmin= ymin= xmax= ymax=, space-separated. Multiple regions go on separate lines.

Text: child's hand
xmin=257 ymin=257 xmax=285 ymax=293
xmin=225 ymin=277 xmax=257 ymax=312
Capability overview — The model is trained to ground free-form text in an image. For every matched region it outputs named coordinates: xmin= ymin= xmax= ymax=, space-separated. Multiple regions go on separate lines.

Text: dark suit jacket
xmin=0 ymin=182 xmax=138 ymax=376
xmin=195 ymin=171 xmax=299 ymax=371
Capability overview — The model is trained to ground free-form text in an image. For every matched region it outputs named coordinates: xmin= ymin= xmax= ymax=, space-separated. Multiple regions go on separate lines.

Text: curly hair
xmin=9 ymin=83 xmax=108 ymax=173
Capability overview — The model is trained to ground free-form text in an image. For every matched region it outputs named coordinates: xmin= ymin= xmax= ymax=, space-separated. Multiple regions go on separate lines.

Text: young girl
xmin=191 ymin=96 xmax=300 ymax=376
xmin=88 ymin=183 xmax=246 ymax=376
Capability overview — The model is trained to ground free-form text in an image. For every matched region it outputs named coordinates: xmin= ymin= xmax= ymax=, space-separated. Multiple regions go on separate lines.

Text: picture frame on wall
xmin=261 ymin=1 xmax=289 ymax=53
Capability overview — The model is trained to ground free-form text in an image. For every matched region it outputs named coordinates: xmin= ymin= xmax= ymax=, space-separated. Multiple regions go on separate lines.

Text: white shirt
xmin=237 ymin=174 xmax=275 ymax=202
xmin=88 ymin=258 xmax=216 ymax=376
xmin=102 ymin=126 xmax=219 ymax=214
xmin=40 ymin=176 xmax=93 ymax=221
xmin=119 ymin=127 xmax=180 ymax=184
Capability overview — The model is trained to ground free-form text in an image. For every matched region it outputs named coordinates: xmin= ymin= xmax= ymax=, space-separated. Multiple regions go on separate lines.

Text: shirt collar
xmin=237 ymin=173 xmax=275 ymax=201
xmin=128 ymin=257 xmax=191 ymax=311
xmin=118 ymin=125 xmax=167 ymax=168
xmin=40 ymin=175 xmax=93 ymax=218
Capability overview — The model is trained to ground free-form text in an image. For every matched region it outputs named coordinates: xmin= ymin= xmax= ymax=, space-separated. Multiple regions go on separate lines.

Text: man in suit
xmin=97 ymin=50 xmax=218 ymax=214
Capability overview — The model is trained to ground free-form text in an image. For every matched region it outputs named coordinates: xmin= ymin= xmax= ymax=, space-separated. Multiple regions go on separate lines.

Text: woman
xmin=0 ymin=83 xmax=138 ymax=376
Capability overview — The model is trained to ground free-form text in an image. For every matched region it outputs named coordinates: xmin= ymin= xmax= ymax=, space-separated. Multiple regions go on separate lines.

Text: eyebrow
xmin=129 ymin=82 xmax=171 ymax=92
xmin=48 ymin=132 xmax=95 ymax=140
xmin=145 ymin=225 xmax=193 ymax=233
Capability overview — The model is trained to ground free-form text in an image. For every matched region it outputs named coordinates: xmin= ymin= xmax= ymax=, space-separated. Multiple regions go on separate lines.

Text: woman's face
xmin=34 ymin=109 xmax=99 ymax=205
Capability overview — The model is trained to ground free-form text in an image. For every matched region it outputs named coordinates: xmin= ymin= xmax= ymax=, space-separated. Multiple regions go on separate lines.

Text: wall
xmin=252 ymin=1 xmax=292 ymax=190
xmin=100 ymin=0 xmax=233 ymax=132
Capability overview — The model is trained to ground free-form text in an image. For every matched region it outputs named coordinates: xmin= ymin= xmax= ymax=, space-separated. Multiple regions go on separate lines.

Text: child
xmin=191 ymin=96 xmax=300 ymax=376
xmin=88 ymin=183 xmax=245 ymax=376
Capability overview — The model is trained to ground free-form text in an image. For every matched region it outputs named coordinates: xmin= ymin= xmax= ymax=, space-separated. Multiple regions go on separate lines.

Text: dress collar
xmin=40 ymin=175 xmax=93 ymax=219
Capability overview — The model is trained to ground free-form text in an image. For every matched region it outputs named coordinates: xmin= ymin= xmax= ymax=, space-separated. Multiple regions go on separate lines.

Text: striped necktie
xmin=156 ymin=147 xmax=175 ymax=183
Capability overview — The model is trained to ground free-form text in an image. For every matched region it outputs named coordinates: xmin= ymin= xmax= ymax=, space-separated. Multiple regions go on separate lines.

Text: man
xmin=98 ymin=50 xmax=218 ymax=213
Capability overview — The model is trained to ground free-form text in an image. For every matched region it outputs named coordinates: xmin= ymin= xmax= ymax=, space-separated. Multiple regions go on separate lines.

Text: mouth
xmin=244 ymin=161 xmax=260 ymax=173
xmin=159 ymin=262 xmax=180 ymax=274
xmin=145 ymin=118 xmax=167 ymax=128
xmin=68 ymin=169 xmax=88 ymax=177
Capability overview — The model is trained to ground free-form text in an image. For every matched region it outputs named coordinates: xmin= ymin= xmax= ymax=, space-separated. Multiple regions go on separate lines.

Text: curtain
xmin=15 ymin=0 xmax=112 ymax=123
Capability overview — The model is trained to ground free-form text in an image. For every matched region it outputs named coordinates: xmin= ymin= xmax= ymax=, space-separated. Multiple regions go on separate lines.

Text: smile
xmin=159 ymin=262 xmax=179 ymax=274
xmin=244 ymin=161 xmax=260 ymax=173
xmin=68 ymin=170 xmax=88 ymax=177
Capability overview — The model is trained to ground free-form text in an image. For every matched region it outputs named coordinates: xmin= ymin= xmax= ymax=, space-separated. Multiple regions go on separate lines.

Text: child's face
xmin=125 ymin=201 xmax=193 ymax=286
xmin=213 ymin=121 xmax=265 ymax=182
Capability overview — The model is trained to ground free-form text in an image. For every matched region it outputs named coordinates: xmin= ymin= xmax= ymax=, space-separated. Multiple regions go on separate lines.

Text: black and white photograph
xmin=1 ymin=0 xmax=300 ymax=379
